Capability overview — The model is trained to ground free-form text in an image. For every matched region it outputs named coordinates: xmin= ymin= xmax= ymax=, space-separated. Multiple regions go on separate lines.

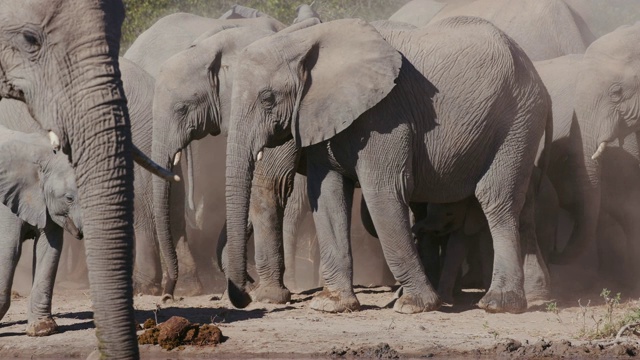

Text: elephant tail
xmin=537 ymin=102 xmax=554 ymax=192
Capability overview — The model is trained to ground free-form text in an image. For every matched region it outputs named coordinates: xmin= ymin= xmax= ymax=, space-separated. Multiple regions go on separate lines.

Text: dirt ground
xmin=2 ymin=284 xmax=640 ymax=359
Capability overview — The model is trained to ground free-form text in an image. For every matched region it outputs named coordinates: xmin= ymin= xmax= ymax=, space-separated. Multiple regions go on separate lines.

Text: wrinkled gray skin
xmin=533 ymin=24 xmax=640 ymax=272
xmin=0 ymin=127 xmax=81 ymax=337
xmin=412 ymin=169 xmax=558 ymax=304
xmin=0 ymin=1 xmax=140 ymax=357
xmin=153 ymin=17 xmax=324 ymax=304
xmin=225 ymin=17 xmax=552 ymax=314
xmin=391 ymin=0 xmax=594 ymax=61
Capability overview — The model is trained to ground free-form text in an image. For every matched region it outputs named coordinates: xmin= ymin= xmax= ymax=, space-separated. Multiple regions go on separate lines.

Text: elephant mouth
xmin=64 ymin=218 xmax=83 ymax=240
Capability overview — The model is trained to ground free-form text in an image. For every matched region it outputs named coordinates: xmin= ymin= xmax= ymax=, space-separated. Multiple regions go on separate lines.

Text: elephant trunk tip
xmin=227 ymin=279 xmax=252 ymax=308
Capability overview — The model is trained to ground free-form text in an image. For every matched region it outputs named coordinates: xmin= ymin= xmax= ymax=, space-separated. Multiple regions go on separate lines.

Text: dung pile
xmin=138 ymin=316 xmax=223 ymax=350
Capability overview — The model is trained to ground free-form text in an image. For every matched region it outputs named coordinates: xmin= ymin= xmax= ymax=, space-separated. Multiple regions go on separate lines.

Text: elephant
xmin=412 ymin=168 xmax=558 ymax=304
xmin=0 ymin=0 xmax=185 ymax=358
xmin=224 ymin=17 xmax=552 ymax=315
xmin=532 ymin=24 xmax=640 ymax=282
xmin=391 ymin=0 xmax=594 ymax=61
xmin=125 ymin=9 xmax=322 ymax=300
xmin=0 ymin=1 xmax=180 ymax=356
xmin=150 ymin=12 xmax=323 ymax=304
xmin=0 ymin=126 xmax=82 ymax=336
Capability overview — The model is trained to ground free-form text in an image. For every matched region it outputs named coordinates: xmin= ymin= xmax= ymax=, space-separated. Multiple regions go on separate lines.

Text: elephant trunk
xmin=225 ymin=128 xmax=255 ymax=308
xmin=151 ymin=118 xmax=181 ymax=298
xmin=69 ymin=57 xmax=138 ymax=358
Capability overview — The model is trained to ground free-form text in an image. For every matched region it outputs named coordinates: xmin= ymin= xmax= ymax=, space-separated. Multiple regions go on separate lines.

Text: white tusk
xmin=173 ymin=151 xmax=182 ymax=166
xmin=48 ymin=131 xmax=60 ymax=151
xmin=591 ymin=142 xmax=607 ymax=160
xmin=257 ymin=151 xmax=263 ymax=161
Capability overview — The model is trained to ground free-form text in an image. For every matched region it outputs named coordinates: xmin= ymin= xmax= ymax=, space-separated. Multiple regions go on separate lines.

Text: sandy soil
xmin=2 ymin=284 xmax=640 ymax=359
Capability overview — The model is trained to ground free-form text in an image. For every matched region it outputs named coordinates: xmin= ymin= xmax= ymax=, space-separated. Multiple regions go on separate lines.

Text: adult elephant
xmin=533 ymin=23 xmax=640 ymax=271
xmin=126 ymin=9 xmax=324 ymax=300
xmin=224 ymin=17 xmax=552 ymax=314
xmin=153 ymin=18 xmax=322 ymax=304
xmin=404 ymin=0 xmax=594 ymax=61
xmin=0 ymin=0 xmax=175 ymax=357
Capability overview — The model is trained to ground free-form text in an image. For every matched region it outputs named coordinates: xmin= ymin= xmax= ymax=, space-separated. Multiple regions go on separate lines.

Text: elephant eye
xmin=65 ymin=194 xmax=75 ymax=203
xmin=174 ymin=103 xmax=188 ymax=116
xmin=609 ymin=84 xmax=624 ymax=103
xmin=259 ymin=90 xmax=276 ymax=109
xmin=17 ymin=29 xmax=42 ymax=54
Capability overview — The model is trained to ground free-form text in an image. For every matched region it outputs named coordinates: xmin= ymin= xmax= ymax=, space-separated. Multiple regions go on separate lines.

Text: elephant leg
xmin=610 ymin=189 xmax=640 ymax=285
xmin=475 ymin=174 xmax=527 ymax=313
xmin=249 ymin=182 xmax=291 ymax=304
xmin=0 ymin=223 xmax=22 ymax=322
xmin=416 ymin=234 xmax=443 ymax=287
xmin=132 ymin=225 xmax=162 ymax=296
xmin=27 ymin=227 xmax=62 ymax=336
xmin=438 ymin=231 xmax=470 ymax=305
xmin=283 ymin=174 xmax=309 ymax=291
xmin=479 ymin=232 xmax=494 ymax=291
xmin=361 ymin=190 xmax=440 ymax=314
xmin=308 ymin=167 xmax=359 ymax=313
xmin=521 ymin=185 xmax=551 ymax=303
xmin=175 ymin=234 xmax=204 ymax=296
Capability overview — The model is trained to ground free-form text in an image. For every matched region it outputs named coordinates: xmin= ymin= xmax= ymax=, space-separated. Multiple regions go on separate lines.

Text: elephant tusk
xmin=48 ymin=131 xmax=60 ymax=151
xmin=173 ymin=151 xmax=182 ymax=166
xmin=257 ymin=150 xmax=264 ymax=161
xmin=132 ymin=145 xmax=181 ymax=182
xmin=591 ymin=142 xmax=608 ymax=160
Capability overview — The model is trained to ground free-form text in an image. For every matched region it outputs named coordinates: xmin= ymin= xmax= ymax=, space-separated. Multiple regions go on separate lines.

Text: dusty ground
xmin=2 ymin=284 xmax=640 ymax=359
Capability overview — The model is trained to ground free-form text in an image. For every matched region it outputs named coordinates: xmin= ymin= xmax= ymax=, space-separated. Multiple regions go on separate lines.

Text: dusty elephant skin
xmin=0 ymin=0 xmax=139 ymax=357
xmin=224 ymin=17 xmax=552 ymax=315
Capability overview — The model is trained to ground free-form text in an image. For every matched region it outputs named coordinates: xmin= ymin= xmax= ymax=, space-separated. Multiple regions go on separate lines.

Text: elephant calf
xmin=413 ymin=169 xmax=558 ymax=304
xmin=0 ymin=126 xmax=82 ymax=336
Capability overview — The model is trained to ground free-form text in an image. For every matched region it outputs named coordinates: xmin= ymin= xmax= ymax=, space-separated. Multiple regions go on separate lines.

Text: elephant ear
xmin=288 ymin=19 xmax=402 ymax=147
xmin=0 ymin=137 xmax=46 ymax=228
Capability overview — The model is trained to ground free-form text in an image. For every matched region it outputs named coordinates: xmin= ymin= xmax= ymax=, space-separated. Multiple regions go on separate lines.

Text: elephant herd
xmin=0 ymin=0 xmax=639 ymax=358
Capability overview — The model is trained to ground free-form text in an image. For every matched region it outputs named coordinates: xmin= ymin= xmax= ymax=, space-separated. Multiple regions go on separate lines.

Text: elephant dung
xmin=137 ymin=316 xmax=223 ymax=350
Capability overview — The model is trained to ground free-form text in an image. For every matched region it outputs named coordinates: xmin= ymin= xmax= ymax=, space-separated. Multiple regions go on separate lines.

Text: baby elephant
xmin=413 ymin=170 xmax=557 ymax=305
xmin=0 ymin=126 xmax=82 ymax=336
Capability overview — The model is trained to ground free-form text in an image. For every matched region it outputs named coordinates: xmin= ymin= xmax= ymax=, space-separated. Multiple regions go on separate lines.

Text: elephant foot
xmin=26 ymin=317 xmax=58 ymax=337
xmin=251 ymin=284 xmax=291 ymax=304
xmin=309 ymin=288 xmax=360 ymax=313
xmin=478 ymin=288 xmax=527 ymax=314
xmin=437 ymin=289 xmax=455 ymax=305
xmin=393 ymin=290 xmax=441 ymax=314
xmin=524 ymin=255 xmax=551 ymax=304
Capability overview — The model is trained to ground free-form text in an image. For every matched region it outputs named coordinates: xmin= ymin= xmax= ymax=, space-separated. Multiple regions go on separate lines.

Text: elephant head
xmin=151 ymin=26 xmax=278 ymax=296
xmin=0 ymin=1 xmax=139 ymax=357
xmin=0 ymin=129 xmax=82 ymax=237
xmin=225 ymin=19 xmax=402 ymax=307
xmin=553 ymin=23 xmax=640 ymax=263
